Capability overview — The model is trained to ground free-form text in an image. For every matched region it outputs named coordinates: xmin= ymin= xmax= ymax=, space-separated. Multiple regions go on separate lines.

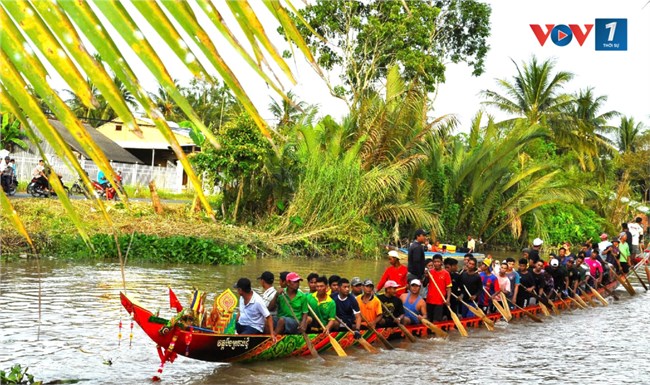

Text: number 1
xmin=605 ymin=22 xmax=617 ymax=41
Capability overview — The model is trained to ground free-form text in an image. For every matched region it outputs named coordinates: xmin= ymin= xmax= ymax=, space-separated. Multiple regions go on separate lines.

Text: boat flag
xmin=169 ymin=287 xmax=183 ymax=312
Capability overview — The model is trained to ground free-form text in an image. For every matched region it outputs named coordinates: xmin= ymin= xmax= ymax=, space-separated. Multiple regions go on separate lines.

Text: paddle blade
xmin=398 ymin=323 xmax=417 ymax=343
xmin=450 ymin=311 xmax=468 ymax=337
xmin=492 ymin=299 xmax=510 ymax=321
xmin=590 ymin=287 xmax=609 ymax=306
xmin=374 ymin=329 xmax=395 ymax=350
xmin=500 ymin=293 xmax=513 ymax=320
xmin=525 ymin=310 xmax=544 ymax=323
xmin=328 ymin=335 xmax=347 ymax=357
xmin=303 ymin=332 xmax=320 ymax=358
xmin=357 ymin=337 xmax=378 ymax=354
xmin=421 ymin=318 xmax=448 ymax=338
xmin=538 ymin=302 xmax=551 ymax=316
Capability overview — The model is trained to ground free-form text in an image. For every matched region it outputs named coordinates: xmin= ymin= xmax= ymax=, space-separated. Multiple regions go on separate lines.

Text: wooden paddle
xmin=527 ymin=290 xmax=551 ymax=316
xmin=428 ymin=270 xmax=468 ymax=337
xmin=335 ymin=316 xmax=378 ymax=354
xmin=563 ymin=288 xmax=587 ymax=309
xmin=307 ymin=304 xmax=347 ymax=357
xmin=502 ymin=296 xmax=543 ymax=323
xmin=461 ymin=285 xmax=495 ymax=330
xmin=567 ymin=287 xmax=588 ymax=309
xmin=500 ymin=292 xmax=513 ymax=320
xmin=481 ymin=287 xmax=510 ymax=321
xmin=449 ymin=291 xmax=494 ymax=331
xmin=540 ymin=292 xmax=560 ymax=315
xmin=552 ymin=289 xmax=573 ymax=312
xmin=379 ymin=302 xmax=417 ymax=343
xmin=280 ymin=293 xmax=320 ymax=359
xmin=586 ymin=283 xmax=609 ymax=306
xmin=626 ymin=266 xmax=646 ymax=292
xmin=613 ymin=258 xmax=641 ymax=293
xmin=403 ymin=307 xmax=448 ymax=338
xmin=359 ymin=312 xmax=394 ymax=350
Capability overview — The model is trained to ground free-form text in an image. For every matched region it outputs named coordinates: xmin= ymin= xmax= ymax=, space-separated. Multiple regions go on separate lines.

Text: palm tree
xmin=616 ymin=116 xmax=645 ymax=152
xmin=268 ymin=91 xmax=308 ymax=128
xmin=481 ymin=57 xmax=574 ymax=125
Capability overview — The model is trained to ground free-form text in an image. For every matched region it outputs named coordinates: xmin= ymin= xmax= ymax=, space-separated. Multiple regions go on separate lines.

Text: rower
xmin=517 ymin=258 xmax=536 ymax=307
xmin=377 ymin=280 xmax=406 ymax=327
xmin=307 ymin=276 xmax=338 ymax=333
xmin=350 ymin=277 xmax=364 ymax=296
xmin=574 ymin=254 xmax=589 ymax=294
xmin=566 ymin=257 xmax=581 ymax=295
xmin=328 ymin=275 xmax=341 ymax=296
xmin=505 ymin=257 xmax=520 ymax=306
xmin=357 ymin=279 xmax=383 ymax=328
xmin=618 ymin=232 xmax=631 ymax=274
xmin=459 ymin=256 xmax=482 ymax=317
xmin=421 ymin=258 xmax=434 ymax=298
xmin=546 ymin=257 xmax=568 ymax=298
xmin=584 ymin=248 xmax=604 ymax=288
xmin=233 ymin=278 xmax=276 ymax=341
xmin=425 ymin=254 xmax=451 ymax=322
xmin=400 ymin=279 xmax=427 ymax=324
xmin=377 ymin=250 xmax=408 ymax=296
xmin=497 ymin=261 xmax=512 ymax=300
xmin=307 ymin=272 xmax=319 ymax=294
xmin=257 ymin=271 xmax=277 ymax=316
xmin=332 ymin=278 xmax=362 ymax=336
xmin=478 ymin=257 xmax=500 ymax=313
xmin=444 ymin=257 xmax=462 ymax=315
xmin=274 ymin=272 xmax=310 ymax=335
xmin=530 ymin=260 xmax=548 ymax=297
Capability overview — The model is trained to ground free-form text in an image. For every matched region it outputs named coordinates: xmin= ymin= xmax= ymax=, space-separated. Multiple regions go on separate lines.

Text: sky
xmin=42 ymin=0 xmax=650 ymax=132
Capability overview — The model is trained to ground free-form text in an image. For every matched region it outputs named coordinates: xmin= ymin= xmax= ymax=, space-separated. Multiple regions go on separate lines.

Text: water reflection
xmin=0 ymin=257 xmax=648 ymax=385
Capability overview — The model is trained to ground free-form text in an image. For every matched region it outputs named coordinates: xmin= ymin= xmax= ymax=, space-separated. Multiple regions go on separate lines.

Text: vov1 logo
xmin=530 ymin=19 xmax=627 ymax=51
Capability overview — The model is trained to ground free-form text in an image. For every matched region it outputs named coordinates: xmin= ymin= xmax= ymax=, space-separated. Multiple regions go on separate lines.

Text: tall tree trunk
xmin=232 ymin=178 xmax=244 ymax=222
xmin=148 ymin=181 xmax=164 ymax=214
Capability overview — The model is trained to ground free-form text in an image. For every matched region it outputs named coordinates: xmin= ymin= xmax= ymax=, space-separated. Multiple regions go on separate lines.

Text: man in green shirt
xmin=619 ymin=232 xmax=631 ymax=274
xmin=274 ymin=272 xmax=309 ymax=334
xmin=307 ymin=276 xmax=338 ymax=332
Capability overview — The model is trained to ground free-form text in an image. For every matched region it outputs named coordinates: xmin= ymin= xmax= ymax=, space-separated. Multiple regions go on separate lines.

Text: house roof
xmin=96 ymin=118 xmax=196 ymax=150
xmin=47 ymin=119 xmax=143 ymax=164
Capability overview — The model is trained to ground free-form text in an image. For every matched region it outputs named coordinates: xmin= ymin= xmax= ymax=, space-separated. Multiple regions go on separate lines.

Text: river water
xmin=1 ymin=257 xmax=649 ymax=385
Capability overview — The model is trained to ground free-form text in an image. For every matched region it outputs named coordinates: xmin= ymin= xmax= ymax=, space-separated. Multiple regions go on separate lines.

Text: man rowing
xmin=444 ymin=257 xmax=462 ymax=315
xmin=459 ymin=256 xmax=482 ymax=317
xmin=274 ymin=272 xmax=309 ymax=335
xmin=478 ymin=257 xmax=500 ymax=313
xmin=400 ymin=279 xmax=427 ymax=324
xmin=357 ymin=279 xmax=383 ymax=327
xmin=505 ymin=257 xmax=520 ymax=305
xmin=351 ymin=277 xmax=364 ymax=296
xmin=233 ymin=278 xmax=276 ymax=341
xmin=258 ymin=271 xmax=277 ymax=316
xmin=517 ymin=258 xmax=536 ymax=307
xmin=377 ymin=280 xmax=406 ymax=327
xmin=333 ymin=278 xmax=362 ymax=336
xmin=377 ymin=250 xmax=408 ymax=296
xmin=425 ymin=254 xmax=451 ymax=322
xmin=307 ymin=276 xmax=338 ymax=332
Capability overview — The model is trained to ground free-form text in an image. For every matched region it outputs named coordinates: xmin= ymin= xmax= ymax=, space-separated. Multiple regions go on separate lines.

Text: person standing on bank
xmin=377 ymin=250 xmax=408 ymax=296
xmin=408 ymin=229 xmax=428 ymax=283
xmin=234 ymin=278 xmax=276 ymax=341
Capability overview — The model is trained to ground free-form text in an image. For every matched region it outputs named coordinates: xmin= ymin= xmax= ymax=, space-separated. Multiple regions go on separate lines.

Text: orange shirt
xmin=357 ymin=294 xmax=382 ymax=324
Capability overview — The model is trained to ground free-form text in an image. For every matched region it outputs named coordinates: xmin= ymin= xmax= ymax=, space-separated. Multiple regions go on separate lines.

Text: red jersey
xmin=425 ymin=268 xmax=452 ymax=305
xmin=377 ymin=265 xmax=408 ymax=296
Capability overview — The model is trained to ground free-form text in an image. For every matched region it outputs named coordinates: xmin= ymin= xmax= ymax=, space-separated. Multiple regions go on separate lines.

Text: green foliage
xmin=538 ymin=203 xmax=606 ymax=246
xmin=1 ymin=113 xmax=29 ymax=151
xmin=0 ymin=364 xmax=41 ymax=385
xmin=295 ymin=0 xmax=491 ymax=105
xmin=60 ymin=233 xmax=248 ymax=264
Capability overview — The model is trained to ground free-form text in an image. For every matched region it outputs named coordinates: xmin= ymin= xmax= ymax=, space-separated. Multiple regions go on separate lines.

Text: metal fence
xmin=10 ymin=152 xmax=184 ymax=192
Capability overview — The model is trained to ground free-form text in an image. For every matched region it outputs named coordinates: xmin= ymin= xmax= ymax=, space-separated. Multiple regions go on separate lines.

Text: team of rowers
xmin=232 ymin=220 xmax=647 ymax=341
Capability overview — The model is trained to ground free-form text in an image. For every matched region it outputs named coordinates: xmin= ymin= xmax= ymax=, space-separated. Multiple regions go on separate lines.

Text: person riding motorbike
xmin=1 ymin=156 xmax=14 ymax=193
xmin=32 ymin=159 xmax=49 ymax=193
xmin=97 ymin=169 xmax=110 ymax=190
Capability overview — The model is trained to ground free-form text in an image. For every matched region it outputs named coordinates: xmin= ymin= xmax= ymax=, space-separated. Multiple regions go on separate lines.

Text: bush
xmin=539 ymin=203 xmax=606 ymax=246
xmin=56 ymin=233 xmax=249 ymax=264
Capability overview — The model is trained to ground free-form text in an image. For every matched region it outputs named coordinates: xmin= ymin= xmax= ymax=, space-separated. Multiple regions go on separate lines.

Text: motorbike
xmin=70 ymin=178 xmax=90 ymax=198
xmin=1 ymin=174 xmax=17 ymax=196
xmin=27 ymin=177 xmax=50 ymax=197
xmin=71 ymin=172 xmax=125 ymax=201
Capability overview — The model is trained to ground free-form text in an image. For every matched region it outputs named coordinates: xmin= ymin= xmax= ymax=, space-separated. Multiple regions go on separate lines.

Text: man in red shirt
xmin=425 ymin=254 xmax=451 ymax=322
xmin=377 ymin=250 xmax=408 ymax=296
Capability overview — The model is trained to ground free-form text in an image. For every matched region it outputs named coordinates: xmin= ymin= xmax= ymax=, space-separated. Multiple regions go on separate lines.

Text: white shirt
xmin=238 ymin=291 xmax=270 ymax=333
xmin=32 ymin=164 xmax=44 ymax=178
xmin=628 ymin=222 xmax=643 ymax=246
xmin=598 ymin=241 xmax=612 ymax=257
xmin=260 ymin=286 xmax=277 ymax=316
xmin=467 ymin=238 xmax=476 ymax=251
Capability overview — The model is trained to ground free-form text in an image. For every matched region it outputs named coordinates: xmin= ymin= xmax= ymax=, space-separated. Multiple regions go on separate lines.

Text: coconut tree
xmin=481 ymin=57 xmax=574 ymax=125
xmin=1 ymin=113 xmax=28 ymax=152
xmin=616 ymin=116 xmax=645 ymax=153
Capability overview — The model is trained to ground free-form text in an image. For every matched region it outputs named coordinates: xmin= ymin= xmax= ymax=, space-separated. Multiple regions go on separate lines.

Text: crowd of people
xmin=232 ymin=221 xmax=647 ymax=337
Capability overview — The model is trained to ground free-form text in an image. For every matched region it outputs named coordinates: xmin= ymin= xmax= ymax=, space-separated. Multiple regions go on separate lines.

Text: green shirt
xmin=277 ymin=290 xmax=308 ymax=318
xmin=307 ymin=293 xmax=336 ymax=324
xmin=619 ymin=242 xmax=631 ymax=262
